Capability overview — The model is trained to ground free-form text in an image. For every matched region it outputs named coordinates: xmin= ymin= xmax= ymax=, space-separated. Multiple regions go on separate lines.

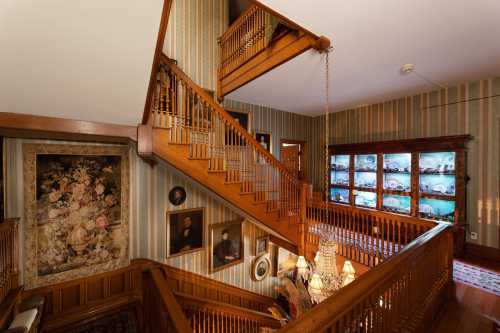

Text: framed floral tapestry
xmin=23 ymin=144 xmax=129 ymax=289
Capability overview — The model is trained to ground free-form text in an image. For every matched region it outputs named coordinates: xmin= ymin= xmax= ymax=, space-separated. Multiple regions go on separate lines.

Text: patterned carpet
xmin=453 ymin=260 xmax=500 ymax=296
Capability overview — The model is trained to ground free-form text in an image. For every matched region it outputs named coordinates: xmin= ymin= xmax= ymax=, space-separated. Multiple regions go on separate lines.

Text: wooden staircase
xmin=139 ymin=55 xmax=309 ymax=245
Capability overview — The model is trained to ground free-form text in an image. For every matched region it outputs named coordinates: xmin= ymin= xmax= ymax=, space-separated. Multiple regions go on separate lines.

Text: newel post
xmin=298 ymin=182 xmax=313 ymax=257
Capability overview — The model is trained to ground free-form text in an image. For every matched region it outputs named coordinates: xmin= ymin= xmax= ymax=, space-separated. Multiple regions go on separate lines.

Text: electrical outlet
xmin=470 ymin=232 xmax=478 ymax=240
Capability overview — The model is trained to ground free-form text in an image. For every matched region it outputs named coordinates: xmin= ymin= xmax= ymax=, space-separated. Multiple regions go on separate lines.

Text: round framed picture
xmin=252 ymin=255 xmax=271 ymax=281
xmin=169 ymin=186 xmax=186 ymax=206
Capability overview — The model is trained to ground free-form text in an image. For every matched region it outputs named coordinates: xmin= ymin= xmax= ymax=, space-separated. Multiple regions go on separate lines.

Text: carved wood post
xmin=298 ymin=182 xmax=312 ymax=256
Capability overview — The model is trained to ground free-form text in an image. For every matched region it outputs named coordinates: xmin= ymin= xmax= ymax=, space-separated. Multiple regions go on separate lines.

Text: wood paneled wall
xmin=163 ymin=0 xmax=229 ymax=92
xmin=311 ymin=77 xmax=500 ymax=249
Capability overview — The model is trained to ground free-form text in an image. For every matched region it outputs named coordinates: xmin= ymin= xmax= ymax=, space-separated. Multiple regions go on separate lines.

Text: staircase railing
xmin=218 ymin=4 xmax=280 ymax=81
xmin=176 ymin=292 xmax=281 ymax=333
xmin=150 ymin=54 xmax=302 ymax=223
xmin=279 ymin=222 xmax=454 ymax=333
xmin=305 ymin=202 xmax=436 ymax=267
xmin=0 ymin=219 xmax=19 ymax=305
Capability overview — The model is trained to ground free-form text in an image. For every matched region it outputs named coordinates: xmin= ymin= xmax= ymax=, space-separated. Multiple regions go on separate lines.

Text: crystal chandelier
xmin=296 ymin=235 xmax=356 ymax=304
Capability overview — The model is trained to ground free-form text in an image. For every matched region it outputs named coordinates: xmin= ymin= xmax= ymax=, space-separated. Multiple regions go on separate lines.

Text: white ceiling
xmin=0 ymin=0 xmax=163 ymax=126
xmin=228 ymin=0 xmax=500 ymax=116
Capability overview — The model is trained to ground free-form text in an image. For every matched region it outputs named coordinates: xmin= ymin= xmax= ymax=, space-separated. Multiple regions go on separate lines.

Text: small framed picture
xmin=166 ymin=208 xmax=205 ymax=258
xmin=252 ymin=255 xmax=271 ymax=281
xmin=255 ymin=131 xmax=272 ymax=153
xmin=210 ymin=220 xmax=244 ymax=273
xmin=227 ymin=110 xmax=251 ymax=133
xmin=255 ymin=235 xmax=269 ymax=256
xmin=168 ymin=186 xmax=186 ymax=206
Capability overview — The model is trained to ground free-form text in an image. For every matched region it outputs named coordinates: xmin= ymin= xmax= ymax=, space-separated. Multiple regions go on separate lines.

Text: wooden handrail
xmin=305 ymin=202 xmax=436 ymax=266
xmin=150 ymin=268 xmax=192 ymax=333
xmin=159 ymin=54 xmax=298 ymax=185
xmin=174 ymin=292 xmax=281 ymax=329
xmin=219 ymin=4 xmax=261 ymax=43
xmin=279 ymin=223 xmax=453 ymax=332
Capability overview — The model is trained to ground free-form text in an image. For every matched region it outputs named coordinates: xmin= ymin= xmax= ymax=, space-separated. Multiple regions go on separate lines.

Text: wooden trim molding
xmin=141 ymin=0 xmax=174 ymax=125
xmin=0 ymin=112 xmax=137 ymax=143
xmin=465 ymin=243 xmax=500 ymax=263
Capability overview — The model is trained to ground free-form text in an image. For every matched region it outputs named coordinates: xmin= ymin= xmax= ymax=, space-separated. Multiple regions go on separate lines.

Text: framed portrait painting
xmin=255 ymin=131 xmax=272 ymax=153
xmin=23 ymin=144 xmax=130 ymax=289
xmin=227 ymin=110 xmax=251 ymax=133
xmin=210 ymin=220 xmax=243 ymax=273
xmin=167 ymin=208 xmax=205 ymax=258
xmin=255 ymin=235 xmax=269 ymax=256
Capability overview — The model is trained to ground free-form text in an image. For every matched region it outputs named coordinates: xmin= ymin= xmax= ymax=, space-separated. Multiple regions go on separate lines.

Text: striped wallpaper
xmin=4 ymin=138 xmax=279 ymax=296
xmin=224 ymin=99 xmax=315 ymax=182
xmin=163 ymin=0 xmax=228 ymax=91
xmin=310 ymin=77 xmax=500 ymax=249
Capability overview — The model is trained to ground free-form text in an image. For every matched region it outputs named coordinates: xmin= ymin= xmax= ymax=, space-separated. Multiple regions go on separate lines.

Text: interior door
xmin=281 ymin=144 xmax=300 ymax=179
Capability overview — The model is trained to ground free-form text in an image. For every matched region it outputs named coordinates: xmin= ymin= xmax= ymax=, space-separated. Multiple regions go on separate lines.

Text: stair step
xmin=208 ymin=170 xmax=227 ymax=173
xmin=188 ymin=157 xmax=211 ymax=160
xmin=225 ymin=181 xmax=242 ymax=185
xmin=240 ymin=192 xmax=255 ymax=196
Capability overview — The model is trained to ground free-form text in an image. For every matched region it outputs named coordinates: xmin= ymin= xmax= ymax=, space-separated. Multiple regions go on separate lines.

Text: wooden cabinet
xmin=329 ymin=135 xmax=471 ymax=254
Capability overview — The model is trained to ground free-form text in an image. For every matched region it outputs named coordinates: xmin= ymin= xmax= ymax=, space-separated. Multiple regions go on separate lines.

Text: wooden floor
xmin=432 ymin=261 xmax=500 ymax=333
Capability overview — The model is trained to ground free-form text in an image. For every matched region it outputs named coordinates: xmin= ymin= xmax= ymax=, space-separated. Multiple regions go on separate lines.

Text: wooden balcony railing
xmin=176 ymin=292 xmax=281 ymax=333
xmin=218 ymin=5 xmax=272 ymax=80
xmin=305 ymin=202 xmax=436 ymax=267
xmin=150 ymin=55 xmax=302 ymax=224
xmin=279 ymin=222 xmax=454 ymax=333
xmin=0 ymin=219 xmax=19 ymax=305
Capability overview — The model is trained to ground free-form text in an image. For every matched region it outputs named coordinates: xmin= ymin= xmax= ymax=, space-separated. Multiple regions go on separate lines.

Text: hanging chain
xmin=324 ymin=50 xmax=331 ymax=205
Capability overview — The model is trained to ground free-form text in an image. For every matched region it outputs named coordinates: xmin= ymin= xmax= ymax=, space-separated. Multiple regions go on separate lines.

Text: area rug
xmin=453 ymin=260 xmax=500 ymax=296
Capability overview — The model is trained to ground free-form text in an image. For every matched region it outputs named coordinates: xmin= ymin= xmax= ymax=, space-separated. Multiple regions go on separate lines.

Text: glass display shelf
xmin=355 ymin=154 xmax=377 ymax=172
xmin=330 ymin=170 xmax=349 ymax=186
xmin=354 ymin=191 xmax=377 ymax=208
xmin=419 ymin=198 xmax=455 ymax=222
xmin=383 ymin=153 xmax=411 ymax=173
xmin=330 ymin=187 xmax=350 ymax=204
xmin=383 ymin=173 xmax=411 ymax=192
xmin=354 ymin=172 xmax=377 ymax=189
xmin=419 ymin=174 xmax=455 ymax=196
xmin=331 ymin=155 xmax=350 ymax=171
xmin=419 ymin=152 xmax=455 ymax=175
xmin=382 ymin=194 xmax=411 ymax=214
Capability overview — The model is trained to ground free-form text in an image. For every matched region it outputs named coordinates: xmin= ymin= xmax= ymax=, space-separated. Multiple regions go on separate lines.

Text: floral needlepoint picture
xmin=23 ymin=144 xmax=129 ymax=289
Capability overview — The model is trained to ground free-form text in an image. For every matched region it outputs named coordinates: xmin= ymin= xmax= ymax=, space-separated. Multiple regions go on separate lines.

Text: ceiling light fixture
xmin=400 ymin=63 xmax=447 ymax=89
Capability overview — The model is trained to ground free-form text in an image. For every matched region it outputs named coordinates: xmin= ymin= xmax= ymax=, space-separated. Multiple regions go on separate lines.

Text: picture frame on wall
xmin=168 ymin=186 xmax=186 ymax=206
xmin=251 ymin=255 xmax=271 ymax=281
xmin=167 ymin=208 xmax=205 ymax=258
xmin=23 ymin=144 xmax=130 ymax=289
xmin=255 ymin=235 xmax=269 ymax=256
xmin=227 ymin=110 xmax=251 ymax=133
xmin=255 ymin=131 xmax=272 ymax=153
xmin=210 ymin=220 xmax=244 ymax=273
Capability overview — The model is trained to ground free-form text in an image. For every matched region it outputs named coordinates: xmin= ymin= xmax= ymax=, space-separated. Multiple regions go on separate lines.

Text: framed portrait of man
xmin=255 ymin=131 xmax=272 ymax=153
xmin=210 ymin=220 xmax=243 ymax=273
xmin=167 ymin=208 xmax=205 ymax=258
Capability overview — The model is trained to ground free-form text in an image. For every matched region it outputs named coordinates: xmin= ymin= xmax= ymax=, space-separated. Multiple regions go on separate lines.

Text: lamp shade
xmin=342 ymin=260 xmax=356 ymax=275
xmin=309 ymin=273 xmax=324 ymax=292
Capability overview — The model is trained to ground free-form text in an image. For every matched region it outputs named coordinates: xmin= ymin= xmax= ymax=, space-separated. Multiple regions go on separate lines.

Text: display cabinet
xmin=328 ymin=135 xmax=470 ymax=225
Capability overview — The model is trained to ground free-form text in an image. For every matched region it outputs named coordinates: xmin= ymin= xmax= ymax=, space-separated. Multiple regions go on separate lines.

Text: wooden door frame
xmin=280 ymin=139 xmax=307 ymax=181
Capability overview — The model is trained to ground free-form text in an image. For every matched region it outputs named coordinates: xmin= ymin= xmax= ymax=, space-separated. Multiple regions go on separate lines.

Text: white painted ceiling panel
xmin=0 ymin=0 xmax=163 ymax=125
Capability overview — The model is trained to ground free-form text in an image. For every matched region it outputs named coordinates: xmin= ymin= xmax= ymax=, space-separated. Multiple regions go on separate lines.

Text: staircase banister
xmin=149 ymin=267 xmax=192 ymax=333
xmin=174 ymin=292 xmax=281 ymax=328
xmin=160 ymin=53 xmax=299 ymax=184
xmin=308 ymin=201 xmax=437 ymax=229
xmin=278 ymin=222 xmax=452 ymax=333
xmin=218 ymin=4 xmax=260 ymax=43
